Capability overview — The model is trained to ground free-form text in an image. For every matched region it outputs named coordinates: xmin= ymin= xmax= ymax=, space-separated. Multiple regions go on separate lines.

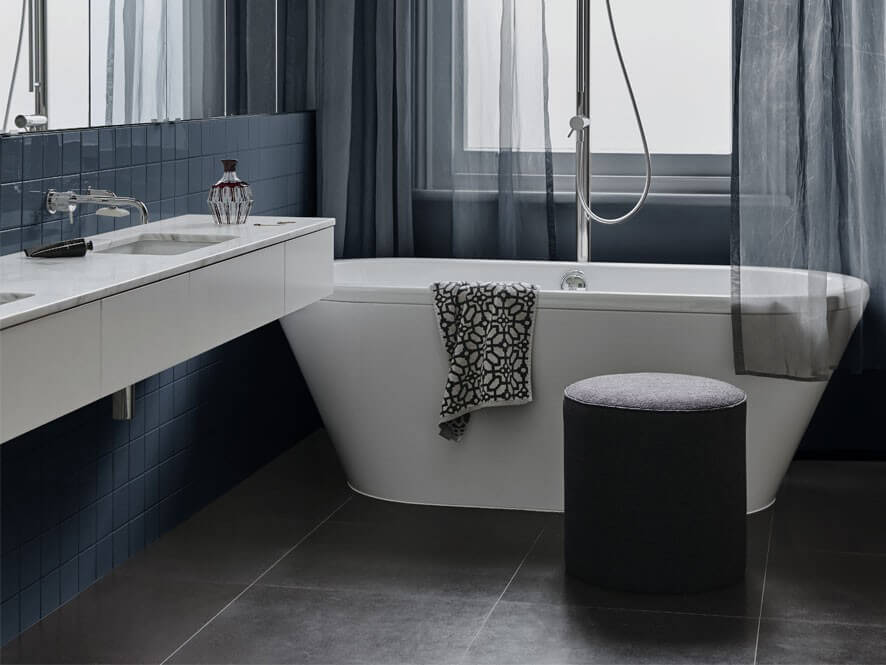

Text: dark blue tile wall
xmin=0 ymin=112 xmax=316 ymax=255
xmin=0 ymin=113 xmax=320 ymax=644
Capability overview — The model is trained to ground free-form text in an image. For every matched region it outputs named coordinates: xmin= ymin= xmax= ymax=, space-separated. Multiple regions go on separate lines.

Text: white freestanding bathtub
xmin=281 ymin=259 xmax=868 ymax=514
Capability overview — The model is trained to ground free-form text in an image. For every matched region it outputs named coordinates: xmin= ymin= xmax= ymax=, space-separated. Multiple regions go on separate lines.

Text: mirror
xmin=90 ymin=0 xmax=226 ymax=125
xmin=0 ymin=0 xmax=279 ymax=133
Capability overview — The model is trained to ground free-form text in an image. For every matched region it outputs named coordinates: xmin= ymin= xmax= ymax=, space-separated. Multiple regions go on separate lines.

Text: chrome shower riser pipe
xmin=576 ymin=0 xmax=591 ymax=263
xmin=573 ymin=0 xmax=653 ymax=260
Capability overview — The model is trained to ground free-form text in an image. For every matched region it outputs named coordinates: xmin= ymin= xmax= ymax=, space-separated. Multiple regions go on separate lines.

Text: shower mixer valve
xmin=568 ymin=114 xmax=590 ymax=138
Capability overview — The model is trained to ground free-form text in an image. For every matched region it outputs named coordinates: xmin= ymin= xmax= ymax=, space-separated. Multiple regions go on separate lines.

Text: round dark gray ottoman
xmin=563 ymin=372 xmax=747 ymax=594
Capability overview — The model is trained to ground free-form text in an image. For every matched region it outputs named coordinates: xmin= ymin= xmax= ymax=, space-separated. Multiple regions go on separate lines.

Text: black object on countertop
xmin=25 ymin=238 xmax=94 ymax=258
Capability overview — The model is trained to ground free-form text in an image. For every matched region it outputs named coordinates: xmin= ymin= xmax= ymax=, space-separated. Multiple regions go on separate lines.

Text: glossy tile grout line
xmin=457 ymin=525 xmax=547 ymax=664
xmin=752 ymin=511 xmax=776 ymax=665
xmin=158 ymin=495 xmax=353 ymax=665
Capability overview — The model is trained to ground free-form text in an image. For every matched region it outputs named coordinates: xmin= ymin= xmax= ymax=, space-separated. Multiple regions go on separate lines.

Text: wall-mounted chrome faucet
xmin=45 ymin=188 xmax=149 ymax=226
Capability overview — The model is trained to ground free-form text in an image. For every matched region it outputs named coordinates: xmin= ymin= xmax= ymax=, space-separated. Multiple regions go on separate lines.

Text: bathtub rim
xmin=325 ymin=258 xmax=870 ymax=316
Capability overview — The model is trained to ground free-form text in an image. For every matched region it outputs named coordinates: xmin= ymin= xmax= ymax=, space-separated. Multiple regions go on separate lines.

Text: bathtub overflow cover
xmin=560 ymin=270 xmax=587 ymax=291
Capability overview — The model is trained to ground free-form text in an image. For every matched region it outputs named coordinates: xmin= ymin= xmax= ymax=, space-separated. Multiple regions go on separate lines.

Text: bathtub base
xmin=283 ymin=300 xmax=828 ymax=515
xmin=280 ymin=259 xmax=864 ymax=516
xmin=347 ymin=479 xmax=777 ymax=515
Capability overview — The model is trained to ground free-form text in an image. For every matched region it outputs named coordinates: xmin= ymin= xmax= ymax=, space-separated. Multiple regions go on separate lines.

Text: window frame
xmin=415 ymin=0 xmax=731 ymax=197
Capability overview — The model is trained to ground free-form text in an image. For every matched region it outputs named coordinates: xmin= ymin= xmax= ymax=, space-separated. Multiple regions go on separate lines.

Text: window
xmin=417 ymin=0 xmax=733 ymax=194
xmin=464 ymin=0 xmax=732 ymax=155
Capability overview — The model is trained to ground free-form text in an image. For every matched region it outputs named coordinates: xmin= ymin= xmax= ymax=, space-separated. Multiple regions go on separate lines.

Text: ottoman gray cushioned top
xmin=564 ymin=372 xmax=746 ymax=412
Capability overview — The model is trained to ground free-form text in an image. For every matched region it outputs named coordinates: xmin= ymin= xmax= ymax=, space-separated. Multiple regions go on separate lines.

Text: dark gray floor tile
xmin=503 ymin=511 xmax=771 ymax=618
xmin=774 ymin=461 xmax=886 ymax=554
xmin=261 ymin=508 xmax=543 ymax=599
xmin=464 ymin=601 xmax=757 ymax=665
xmin=169 ymin=584 xmax=491 ymax=665
xmin=0 ymin=572 xmax=242 ymax=664
xmin=117 ymin=501 xmax=319 ymax=585
xmin=213 ymin=431 xmax=350 ymax=522
xmin=756 ymin=619 xmax=886 ymax=664
xmin=780 ymin=462 xmax=886 ymax=499
xmin=114 ymin=432 xmax=348 ymax=585
xmin=763 ymin=545 xmax=886 ymax=626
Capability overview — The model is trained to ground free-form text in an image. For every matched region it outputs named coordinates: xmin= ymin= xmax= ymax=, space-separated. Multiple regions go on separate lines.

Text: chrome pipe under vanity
xmin=45 ymin=188 xmax=149 ymax=226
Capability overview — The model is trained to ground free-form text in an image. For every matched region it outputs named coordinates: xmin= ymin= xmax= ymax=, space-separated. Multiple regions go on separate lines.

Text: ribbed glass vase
xmin=207 ymin=159 xmax=254 ymax=225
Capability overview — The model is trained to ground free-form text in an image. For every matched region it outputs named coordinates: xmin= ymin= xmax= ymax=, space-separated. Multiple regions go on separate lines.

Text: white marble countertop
xmin=0 ymin=215 xmax=334 ymax=330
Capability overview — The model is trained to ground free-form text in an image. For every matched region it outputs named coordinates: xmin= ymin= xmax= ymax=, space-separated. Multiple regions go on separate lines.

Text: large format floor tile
xmin=212 ymin=430 xmax=351 ymax=522
xmin=773 ymin=461 xmax=886 ymax=554
xmin=6 ymin=439 xmax=886 ymax=665
xmin=762 ymin=545 xmax=886 ymax=626
xmin=262 ymin=501 xmax=545 ymax=599
xmin=463 ymin=601 xmax=758 ymax=665
xmin=117 ymin=431 xmax=350 ymax=586
xmin=117 ymin=502 xmax=320 ymax=585
xmin=169 ymin=584 xmax=492 ymax=665
xmin=503 ymin=511 xmax=771 ymax=618
xmin=0 ymin=572 xmax=243 ymax=664
xmin=756 ymin=618 xmax=886 ymax=665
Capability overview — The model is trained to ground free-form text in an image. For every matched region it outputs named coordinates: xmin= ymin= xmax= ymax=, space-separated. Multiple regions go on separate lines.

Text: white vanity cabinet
xmin=0 ymin=303 xmax=102 ymax=441
xmin=189 ymin=244 xmax=286 ymax=352
xmin=101 ymin=274 xmax=193 ymax=395
xmin=0 ymin=216 xmax=334 ymax=443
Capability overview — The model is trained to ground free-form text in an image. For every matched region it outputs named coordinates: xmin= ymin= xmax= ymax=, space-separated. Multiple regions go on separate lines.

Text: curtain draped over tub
xmin=731 ymin=0 xmax=884 ymax=379
xmin=280 ymin=0 xmax=561 ymax=261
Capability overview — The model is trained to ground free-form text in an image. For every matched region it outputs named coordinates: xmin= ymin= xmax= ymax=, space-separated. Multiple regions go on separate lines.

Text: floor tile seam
xmin=753 ymin=509 xmax=776 ymax=665
xmin=252 ymin=580 xmax=502 ymax=604
xmin=458 ymin=525 xmax=547 ymax=665
xmin=491 ymin=597 xmax=758 ymax=622
xmin=158 ymin=495 xmax=353 ymax=665
xmin=757 ymin=615 xmax=886 ymax=629
xmin=767 ymin=543 xmax=886 ymax=559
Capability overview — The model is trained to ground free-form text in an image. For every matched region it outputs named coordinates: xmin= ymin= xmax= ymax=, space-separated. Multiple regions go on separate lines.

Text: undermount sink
xmin=0 ymin=292 xmax=34 ymax=305
xmin=97 ymin=233 xmax=237 ymax=256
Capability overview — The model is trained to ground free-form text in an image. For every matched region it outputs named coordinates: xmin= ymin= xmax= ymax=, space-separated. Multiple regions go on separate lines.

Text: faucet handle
xmin=46 ymin=189 xmax=77 ymax=223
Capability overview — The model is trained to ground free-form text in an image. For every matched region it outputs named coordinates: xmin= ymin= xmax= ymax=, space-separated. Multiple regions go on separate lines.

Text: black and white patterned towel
xmin=431 ymin=281 xmax=540 ymax=442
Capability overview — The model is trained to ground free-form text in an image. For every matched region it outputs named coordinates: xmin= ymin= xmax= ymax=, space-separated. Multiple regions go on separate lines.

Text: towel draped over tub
xmin=431 ymin=281 xmax=540 ymax=441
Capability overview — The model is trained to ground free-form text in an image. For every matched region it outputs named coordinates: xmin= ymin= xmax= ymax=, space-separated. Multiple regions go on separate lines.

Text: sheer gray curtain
xmin=731 ymin=0 xmax=883 ymax=379
xmin=441 ymin=0 xmax=559 ymax=260
xmin=227 ymin=0 xmax=277 ymax=115
xmin=282 ymin=0 xmax=413 ymax=258
xmin=282 ymin=0 xmax=559 ymax=260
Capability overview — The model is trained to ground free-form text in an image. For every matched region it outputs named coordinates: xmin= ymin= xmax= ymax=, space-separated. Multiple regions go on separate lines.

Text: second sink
xmin=97 ymin=233 xmax=237 ymax=256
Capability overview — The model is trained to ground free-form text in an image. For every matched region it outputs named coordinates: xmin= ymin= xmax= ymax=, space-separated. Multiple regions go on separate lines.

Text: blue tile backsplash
xmin=0 ymin=112 xmax=316 ymax=255
xmin=0 ymin=112 xmax=320 ymax=644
